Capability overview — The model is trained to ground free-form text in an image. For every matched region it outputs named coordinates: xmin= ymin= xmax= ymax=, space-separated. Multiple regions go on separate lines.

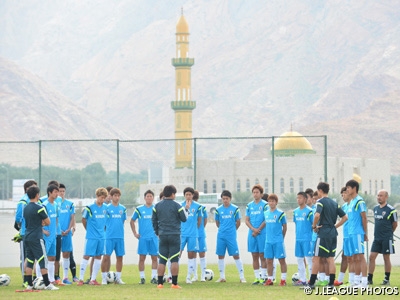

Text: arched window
xmin=236 ymin=179 xmax=241 ymax=192
xmin=255 ymin=178 xmax=259 ymax=185
xmin=280 ymin=178 xmax=285 ymax=193
xmin=289 ymin=178 xmax=294 ymax=193
xmin=264 ymin=178 xmax=269 ymax=194
xmin=221 ymin=180 xmax=226 ymax=190
xmin=299 ymin=177 xmax=304 ymax=192
xmin=212 ymin=180 xmax=217 ymax=193
xmin=375 ymin=180 xmax=378 ymax=195
xmin=381 ymin=180 xmax=384 ymax=189
xmin=246 ymin=179 xmax=250 ymax=191
xmin=203 ymin=180 xmax=208 ymax=194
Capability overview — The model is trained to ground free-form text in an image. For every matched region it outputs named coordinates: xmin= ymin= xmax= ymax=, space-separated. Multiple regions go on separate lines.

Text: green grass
xmin=1 ymin=264 xmax=399 ymax=299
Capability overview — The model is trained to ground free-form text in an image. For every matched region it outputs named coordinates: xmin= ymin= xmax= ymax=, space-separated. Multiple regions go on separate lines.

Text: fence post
xmin=117 ymin=139 xmax=120 ymax=188
xmin=39 ymin=140 xmax=42 ymax=188
xmin=193 ymin=138 xmax=197 ymax=189
xmin=272 ymin=136 xmax=275 ymax=193
xmin=324 ymin=135 xmax=328 ymax=182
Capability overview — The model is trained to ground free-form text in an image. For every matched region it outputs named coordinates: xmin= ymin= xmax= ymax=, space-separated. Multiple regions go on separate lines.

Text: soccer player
xmin=77 ymin=187 xmax=108 ymax=286
xmin=193 ymin=190 xmax=208 ymax=282
xmin=293 ymin=192 xmax=313 ymax=286
xmin=131 ymin=190 xmax=159 ymax=284
xmin=245 ymin=184 xmax=268 ymax=284
xmin=14 ymin=179 xmax=37 ymax=286
xmin=346 ymin=179 xmax=368 ymax=288
xmin=180 ymin=187 xmax=202 ymax=284
xmin=305 ymin=188 xmax=314 ymax=208
xmin=306 ymin=182 xmax=347 ymax=289
xmin=58 ymin=183 xmax=76 ymax=284
xmin=101 ymin=188 xmax=127 ymax=284
xmin=263 ymin=193 xmax=287 ymax=286
xmin=23 ymin=186 xmax=58 ymax=290
xmin=40 ymin=184 xmax=60 ymax=285
xmin=152 ymin=185 xmax=188 ymax=289
xmin=368 ymin=189 xmax=398 ymax=285
xmin=335 ymin=187 xmax=353 ymax=286
xmin=215 ymin=190 xmax=246 ymax=283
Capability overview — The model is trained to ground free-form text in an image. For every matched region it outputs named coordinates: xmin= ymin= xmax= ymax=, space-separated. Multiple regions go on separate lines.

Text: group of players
xmin=14 ymin=178 xmax=397 ymax=290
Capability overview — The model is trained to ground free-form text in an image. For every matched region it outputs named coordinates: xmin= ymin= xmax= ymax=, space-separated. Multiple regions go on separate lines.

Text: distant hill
xmin=0 ymin=1 xmax=399 ymax=173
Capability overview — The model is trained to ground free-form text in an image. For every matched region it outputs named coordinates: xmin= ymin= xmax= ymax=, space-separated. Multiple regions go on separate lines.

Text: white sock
xmin=297 ymin=257 xmax=307 ymax=282
xmin=167 ymin=260 xmax=171 ymax=277
xmin=235 ymin=259 xmax=244 ymax=279
xmin=306 ymin=256 xmax=313 ymax=277
xmin=319 ymin=272 xmax=326 ymax=281
xmin=48 ymin=261 xmax=55 ymax=282
xmin=36 ymin=263 xmax=42 ymax=278
xmin=281 ymin=273 xmax=287 ymax=280
xmin=63 ymin=258 xmax=70 ymax=280
xmin=79 ymin=259 xmax=88 ymax=280
xmin=349 ymin=272 xmax=355 ymax=285
xmin=151 ymin=269 xmax=157 ymax=279
xmin=91 ymin=259 xmax=101 ymax=281
xmin=193 ymin=257 xmax=198 ymax=279
xmin=102 ymin=272 xmax=107 ymax=282
xmin=254 ymin=269 xmax=260 ymax=279
xmin=260 ymin=268 xmax=267 ymax=279
xmin=272 ymin=259 xmax=277 ymax=279
xmin=116 ymin=272 xmax=121 ymax=280
xmin=140 ymin=271 xmax=145 ymax=279
xmin=361 ymin=276 xmax=367 ymax=285
xmin=218 ymin=259 xmax=225 ymax=279
xmin=355 ymin=274 xmax=361 ymax=285
xmin=338 ymin=272 xmax=345 ymax=283
xmin=200 ymin=257 xmax=206 ymax=279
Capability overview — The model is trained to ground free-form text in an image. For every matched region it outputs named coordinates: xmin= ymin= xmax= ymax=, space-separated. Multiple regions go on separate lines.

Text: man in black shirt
xmin=23 ymin=186 xmax=59 ymax=291
xmin=306 ymin=182 xmax=347 ymax=289
xmin=368 ymin=190 xmax=398 ymax=285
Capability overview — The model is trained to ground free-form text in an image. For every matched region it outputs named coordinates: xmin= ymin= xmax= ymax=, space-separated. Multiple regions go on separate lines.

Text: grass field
xmin=1 ymin=264 xmax=399 ymax=299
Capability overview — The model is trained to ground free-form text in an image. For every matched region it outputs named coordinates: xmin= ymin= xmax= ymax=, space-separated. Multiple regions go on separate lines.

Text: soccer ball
xmin=33 ymin=277 xmax=45 ymax=290
xmin=0 ymin=274 xmax=10 ymax=286
xmin=292 ymin=272 xmax=300 ymax=284
xmin=204 ymin=269 xmax=214 ymax=281
xmin=106 ymin=271 xmax=116 ymax=283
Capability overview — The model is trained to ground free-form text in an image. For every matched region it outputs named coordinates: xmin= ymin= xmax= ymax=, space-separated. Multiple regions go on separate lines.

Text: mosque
xmin=139 ymin=12 xmax=390 ymax=202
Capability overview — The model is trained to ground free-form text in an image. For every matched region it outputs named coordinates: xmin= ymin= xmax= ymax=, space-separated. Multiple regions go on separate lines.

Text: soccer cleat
xmin=252 ymin=278 xmax=261 ymax=285
xmin=44 ymin=283 xmax=59 ymax=290
xmin=22 ymin=281 xmax=29 ymax=288
xmin=62 ymin=278 xmax=72 ymax=285
xmin=381 ymin=279 xmax=390 ymax=285
xmin=272 ymin=278 xmax=276 ymax=283
xmin=354 ymin=283 xmax=368 ymax=289
xmin=102 ymin=280 xmax=108 ymax=285
xmin=25 ymin=285 xmax=34 ymax=290
xmin=157 ymin=284 xmax=163 ymax=289
xmin=171 ymin=284 xmax=182 ymax=289
xmin=263 ymin=279 xmax=273 ymax=286
xmin=88 ymin=280 xmax=100 ymax=286
xmin=301 ymin=284 xmax=315 ymax=290
xmin=139 ymin=278 xmax=145 ymax=284
xmin=53 ymin=279 xmax=65 ymax=286
xmin=185 ymin=278 xmax=192 ymax=284
xmin=115 ymin=279 xmax=125 ymax=285
xmin=200 ymin=278 xmax=206 ymax=282
xmin=279 ymin=279 xmax=286 ymax=286
xmin=240 ymin=278 xmax=247 ymax=283
xmin=368 ymin=279 xmax=373 ymax=285
xmin=77 ymin=280 xmax=85 ymax=286
xmin=84 ymin=278 xmax=90 ymax=284
xmin=215 ymin=278 xmax=226 ymax=283
xmin=150 ymin=278 xmax=157 ymax=284
xmin=316 ymin=280 xmax=328 ymax=286
xmin=191 ymin=277 xmax=198 ymax=282
xmin=334 ymin=280 xmax=343 ymax=286
xmin=293 ymin=280 xmax=307 ymax=286
xmin=73 ymin=277 xmax=79 ymax=283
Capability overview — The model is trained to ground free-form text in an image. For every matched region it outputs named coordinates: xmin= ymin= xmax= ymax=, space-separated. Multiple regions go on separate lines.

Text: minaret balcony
xmin=171 ymin=100 xmax=196 ymax=110
xmin=172 ymin=58 xmax=194 ymax=67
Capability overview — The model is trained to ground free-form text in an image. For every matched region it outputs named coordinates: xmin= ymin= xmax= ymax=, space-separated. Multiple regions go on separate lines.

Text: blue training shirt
xmin=341 ymin=202 xmax=349 ymax=238
xmin=42 ymin=199 xmax=58 ymax=241
xmin=59 ymin=199 xmax=75 ymax=234
xmin=105 ymin=203 xmax=126 ymax=239
xmin=82 ymin=202 xmax=107 ymax=239
xmin=131 ymin=204 xmax=157 ymax=239
xmin=15 ymin=193 xmax=29 ymax=236
xmin=198 ymin=205 xmax=208 ymax=238
xmin=293 ymin=206 xmax=313 ymax=241
xmin=246 ymin=199 xmax=268 ymax=235
xmin=347 ymin=195 xmax=366 ymax=235
xmin=215 ymin=203 xmax=241 ymax=238
xmin=181 ymin=200 xmax=202 ymax=238
xmin=264 ymin=208 xmax=286 ymax=243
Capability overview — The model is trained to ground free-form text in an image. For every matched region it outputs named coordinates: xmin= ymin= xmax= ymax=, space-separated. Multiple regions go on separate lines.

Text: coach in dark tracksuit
xmin=152 ymin=185 xmax=188 ymax=289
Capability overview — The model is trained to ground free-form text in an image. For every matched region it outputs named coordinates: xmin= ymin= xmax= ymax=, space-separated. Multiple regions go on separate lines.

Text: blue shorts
xmin=61 ymin=234 xmax=73 ymax=252
xmin=264 ymin=242 xmax=286 ymax=259
xmin=310 ymin=240 xmax=316 ymax=256
xmin=295 ymin=240 xmax=313 ymax=257
xmin=105 ymin=238 xmax=125 ymax=256
xmin=247 ymin=231 xmax=266 ymax=253
xmin=84 ymin=238 xmax=105 ymax=257
xmin=197 ymin=236 xmax=207 ymax=253
xmin=44 ymin=237 xmax=56 ymax=257
xmin=343 ymin=237 xmax=351 ymax=257
xmin=181 ymin=236 xmax=199 ymax=252
xmin=349 ymin=234 xmax=365 ymax=255
xmin=216 ymin=235 xmax=239 ymax=256
xmin=138 ymin=237 xmax=158 ymax=256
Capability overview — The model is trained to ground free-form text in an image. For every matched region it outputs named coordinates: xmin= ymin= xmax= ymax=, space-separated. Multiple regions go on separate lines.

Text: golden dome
xmin=353 ymin=173 xmax=362 ymax=183
xmin=272 ymin=131 xmax=315 ymax=156
xmin=176 ymin=15 xmax=189 ymax=33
